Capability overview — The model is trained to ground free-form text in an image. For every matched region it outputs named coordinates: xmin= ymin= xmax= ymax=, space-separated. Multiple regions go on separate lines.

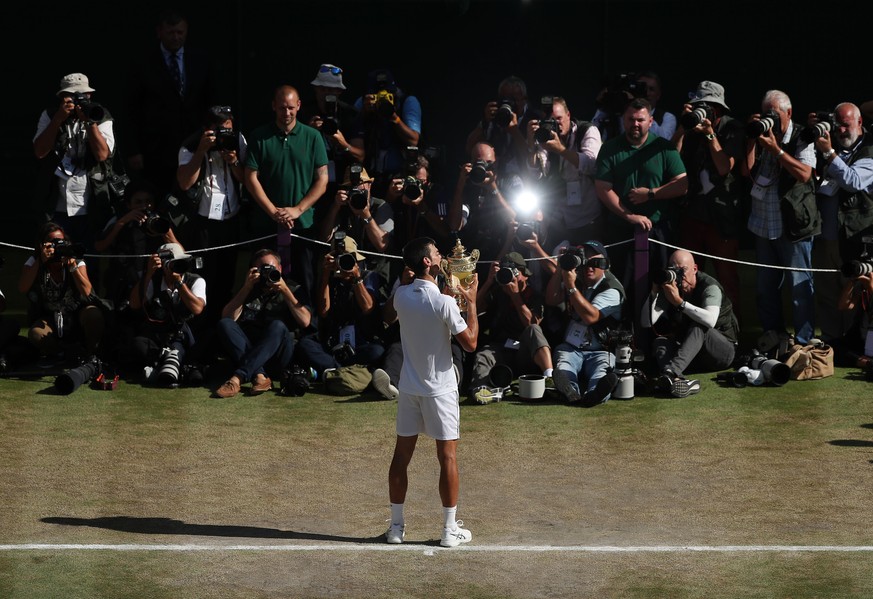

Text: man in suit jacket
xmin=123 ymin=8 xmax=218 ymax=194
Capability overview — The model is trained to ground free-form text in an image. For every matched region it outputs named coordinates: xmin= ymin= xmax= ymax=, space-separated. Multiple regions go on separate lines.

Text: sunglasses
xmin=320 ymin=66 xmax=342 ymax=75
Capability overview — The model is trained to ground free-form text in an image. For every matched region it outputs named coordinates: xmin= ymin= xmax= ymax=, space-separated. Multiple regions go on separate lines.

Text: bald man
xmin=244 ymin=84 xmax=329 ymax=293
xmin=641 ymin=249 xmax=739 ymax=397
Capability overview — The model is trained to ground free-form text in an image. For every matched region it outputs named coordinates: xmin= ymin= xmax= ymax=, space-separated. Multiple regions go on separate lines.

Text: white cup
xmin=518 ymin=374 xmax=545 ymax=400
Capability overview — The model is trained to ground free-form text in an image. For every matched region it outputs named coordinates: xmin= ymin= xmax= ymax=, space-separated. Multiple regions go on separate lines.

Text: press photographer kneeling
xmin=641 ymin=249 xmax=739 ymax=397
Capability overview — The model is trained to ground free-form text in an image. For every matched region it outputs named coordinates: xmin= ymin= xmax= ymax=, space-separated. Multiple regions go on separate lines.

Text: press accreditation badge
xmin=750 ymin=174 xmax=773 ymax=201
xmin=564 ymin=320 xmax=587 ymax=348
xmin=566 ymin=180 xmax=582 ymax=206
xmin=208 ymin=197 xmax=225 ymax=220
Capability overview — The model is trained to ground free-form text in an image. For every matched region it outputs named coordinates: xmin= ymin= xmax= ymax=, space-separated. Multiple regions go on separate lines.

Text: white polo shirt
xmin=393 ymin=278 xmax=467 ymax=397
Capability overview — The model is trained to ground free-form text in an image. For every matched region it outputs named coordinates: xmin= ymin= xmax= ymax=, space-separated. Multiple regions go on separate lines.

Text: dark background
xmin=4 ymin=0 xmax=872 ymax=255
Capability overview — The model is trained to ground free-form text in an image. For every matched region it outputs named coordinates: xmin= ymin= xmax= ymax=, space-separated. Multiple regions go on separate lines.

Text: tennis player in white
xmin=385 ymin=237 xmax=479 ymax=547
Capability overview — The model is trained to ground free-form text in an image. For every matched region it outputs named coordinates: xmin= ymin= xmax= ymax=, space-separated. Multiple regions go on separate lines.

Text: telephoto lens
xmin=55 ymin=358 xmax=101 ymax=395
xmin=348 ymin=188 xmax=368 ymax=211
xmin=337 ymin=253 xmax=358 ymax=272
xmin=156 ymin=348 xmax=182 ymax=388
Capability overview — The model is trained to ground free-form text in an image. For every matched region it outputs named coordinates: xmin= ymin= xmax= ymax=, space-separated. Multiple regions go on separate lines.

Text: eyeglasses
xmin=320 ymin=66 xmax=342 ymax=75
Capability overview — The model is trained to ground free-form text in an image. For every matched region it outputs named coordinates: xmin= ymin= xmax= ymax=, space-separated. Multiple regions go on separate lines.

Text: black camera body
xmin=142 ymin=211 xmax=171 ymax=237
xmin=746 ymin=109 xmax=781 ymax=138
xmin=468 ymin=159 xmax=491 ymax=185
xmin=321 ymin=94 xmax=339 ymax=135
xmin=495 ymin=266 xmax=519 ymax=286
xmin=558 ymin=246 xmax=586 ymax=271
xmin=281 ymin=365 xmax=311 ymax=396
xmin=681 ymin=102 xmax=715 ymax=130
xmin=51 ymin=239 xmax=85 ymax=260
xmin=258 ymin=263 xmax=281 ymax=285
xmin=535 ymin=118 xmax=558 ymax=144
xmin=495 ymin=98 xmax=515 ymax=128
xmin=515 ymin=222 xmax=537 ymax=241
xmin=70 ymin=92 xmax=105 ymax=122
xmin=348 ymin=188 xmax=369 ymax=211
xmin=653 ymin=265 xmax=686 ymax=286
xmin=599 ymin=73 xmax=648 ymax=115
xmin=212 ymin=127 xmax=238 ymax=152
xmin=403 ymin=176 xmax=424 ymax=200
xmin=800 ymin=111 xmax=835 ymax=144
xmin=332 ymin=341 xmax=356 ymax=363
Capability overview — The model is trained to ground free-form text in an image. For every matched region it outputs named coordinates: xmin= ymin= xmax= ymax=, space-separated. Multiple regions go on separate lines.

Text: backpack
xmin=323 ymin=364 xmax=373 ymax=395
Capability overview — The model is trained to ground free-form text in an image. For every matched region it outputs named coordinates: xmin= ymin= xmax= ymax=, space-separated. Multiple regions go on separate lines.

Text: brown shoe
xmin=249 ymin=374 xmax=272 ymax=395
xmin=215 ymin=377 xmax=241 ymax=398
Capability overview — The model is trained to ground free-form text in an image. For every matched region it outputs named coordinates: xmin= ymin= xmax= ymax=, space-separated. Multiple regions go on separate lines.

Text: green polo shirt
xmin=245 ymin=120 xmax=328 ymax=233
xmin=595 ymin=133 xmax=685 ymax=223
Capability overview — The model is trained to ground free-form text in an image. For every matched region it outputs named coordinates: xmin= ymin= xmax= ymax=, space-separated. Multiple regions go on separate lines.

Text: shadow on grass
xmin=828 ymin=440 xmax=873 ymax=447
xmin=39 ymin=516 xmax=430 ymax=544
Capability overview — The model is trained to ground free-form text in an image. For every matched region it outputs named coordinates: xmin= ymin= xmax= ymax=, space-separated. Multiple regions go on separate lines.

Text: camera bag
xmin=782 ymin=342 xmax=834 ymax=380
xmin=323 ymin=364 xmax=373 ymax=395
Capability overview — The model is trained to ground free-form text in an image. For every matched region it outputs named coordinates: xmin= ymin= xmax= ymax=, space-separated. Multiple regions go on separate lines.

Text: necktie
xmin=168 ymin=51 xmax=183 ymax=96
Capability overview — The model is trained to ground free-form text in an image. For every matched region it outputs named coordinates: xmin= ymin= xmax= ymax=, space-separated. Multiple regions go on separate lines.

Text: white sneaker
xmin=372 ymin=368 xmax=399 ymax=400
xmin=385 ymin=522 xmax=405 ymax=544
xmin=440 ymin=520 xmax=472 ymax=547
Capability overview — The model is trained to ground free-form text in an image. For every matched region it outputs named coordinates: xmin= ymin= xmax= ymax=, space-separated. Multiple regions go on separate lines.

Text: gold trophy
xmin=440 ymin=238 xmax=480 ymax=312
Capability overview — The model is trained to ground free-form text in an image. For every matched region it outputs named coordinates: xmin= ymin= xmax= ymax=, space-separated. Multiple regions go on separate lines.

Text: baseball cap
xmin=158 ymin=242 xmax=191 ymax=261
xmin=57 ymin=73 xmax=95 ymax=96
xmin=311 ymin=64 xmax=346 ymax=90
xmin=581 ymin=240 xmax=609 ymax=262
xmin=501 ymin=251 xmax=532 ymax=276
xmin=341 ymin=236 xmax=366 ymax=262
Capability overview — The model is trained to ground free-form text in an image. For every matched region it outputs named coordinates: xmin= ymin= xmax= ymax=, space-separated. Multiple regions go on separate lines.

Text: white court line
xmin=2 ymin=544 xmax=873 ymax=552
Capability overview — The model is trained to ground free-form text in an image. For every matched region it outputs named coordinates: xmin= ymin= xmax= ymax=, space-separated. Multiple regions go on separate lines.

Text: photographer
xmin=354 ymin=68 xmax=421 ymax=196
xmin=740 ymin=89 xmax=817 ymax=345
xmin=127 ymin=242 xmax=206 ymax=387
xmin=176 ymin=105 xmax=248 ymax=324
xmin=296 ymin=234 xmax=387 ymax=378
xmin=592 ymin=71 xmax=676 ymax=142
xmin=33 ymin=73 xmax=116 ymax=249
xmin=214 ymin=249 xmax=312 ymax=398
xmin=641 ymin=249 xmax=739 ymax=398
xmin=809 ymin=103 xmax=873 ymax=343
xmin=448 ymin=142 xmax=519 ymax=273
xmin=545 ymin=241 xmax=624 ymax=407
xmin=526 ymin=96 xmax=603 ymax=248
xmin=467 ymin=253 xmax=552 ymax=404
xmin=673 ymin=81 xmax=746 ymax=314
xmin=835 ymin=265 xmax=873 ymax=378
xmin=463 ymin=75 xmax=539 ymax=178
xmin=94 ymin=179 xmax=180 ymax=318
xmin=18 ymin=222 xmax=105 ymax=361
xmin=318 ymin=165 xmax=394 ymax=286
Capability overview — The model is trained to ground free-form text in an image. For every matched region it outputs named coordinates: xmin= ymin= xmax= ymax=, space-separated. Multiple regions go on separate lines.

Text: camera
xmin=374 ymin=89 xmax=395 ymax=119
xmin=157 ymin=249 xmax=202 ymax=274
xmin=468 ymin=159 xmax=492 ymax=185
xmin=321 ymin=94 xmax=339 ymax=135
xmin=799 ymin=111 xmax=835 ymax=144
xmin=515 ymin=222 xmax=536 ymax=241
xmin=50 ymin=239 xmax=85 ymax=260
xmin=332 ymin=341 xmax=356 ymax=363
xmin=598 ymin=73 xmax=648 ymax=115
xmin=211 ymin=127 xmax=238 ymax=152
xmin=558 ymin=246 xmax=586 ymax=271
xmin=680 ymin=102 xmax=715 ymax=130
xmin=494 ymin=98 xmax=515 ymax=128
xmin=534 ymin=118 xmax=558 ymax=144
xmin=54 ymin=355 xmax=101 ymax=395
xmin=258 ymin=263 xmax=281 ymax=285
xmin=495 ymin=266 xmax=519 ymax=286
xmin=142 ymin=211 xmax=171 ymax=237
xmin=841 ymin=236 xmax=873 ymax=277
xmin=746 ymin=109 xmax=781 ymax=138
xmin=716 ymin=370 xmax=750 ymax=388
xmin=332 ymin=231 xmax=357 ymax=272
xmin=280 ymin=365 xmax=312 ymax=397
xmin=156 ymin=347 xmax=182 ymax=387
xmin=403 ymin=176 xmax=424 ymax=200
xmin=332 ymin=230 xmax=347 ymax=254
xmin=70 ymin=92 xmax=105 ymax=122
xmin=652 ymin=265 xmax=685 ymax=286
xmin=348 ymin=188 xmax=369 ymax=211
xmin=737 ymin=349 xmax=790 ymax=386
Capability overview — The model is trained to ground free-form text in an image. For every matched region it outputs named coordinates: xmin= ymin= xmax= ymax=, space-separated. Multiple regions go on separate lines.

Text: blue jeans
xmin=296 ymin=332 xmax=385 ymax=378
xmin=216 ymin=318 xmax=296 ymax=382
xmin=553 ymin=343 xmax=615 ymax=397
xmin=755 ymin=235 xmax=815 ymax=344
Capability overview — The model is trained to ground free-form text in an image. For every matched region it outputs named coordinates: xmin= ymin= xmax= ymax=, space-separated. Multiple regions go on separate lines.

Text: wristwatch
xmin=677 ymin=300 xmax=687 ymax=311
xmin=361 ymin=216 xmax=372 ymax=225
xmin=704 ymin=133 xmax=715 ymax=141
xmin=822 ymin=149 xmax=836 ymax=160
xmin=647 ymin=190 xmax=656 ymax=201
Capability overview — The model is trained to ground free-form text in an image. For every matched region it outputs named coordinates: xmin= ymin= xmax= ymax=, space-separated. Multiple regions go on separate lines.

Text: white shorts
xmin=396 ymin=389 xmax=460 ymax=441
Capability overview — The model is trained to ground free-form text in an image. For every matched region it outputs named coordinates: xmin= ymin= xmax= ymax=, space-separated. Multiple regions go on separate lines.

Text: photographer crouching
xmin=641 ymin=249 xmax=739 ymax=398
xmin=214 ymin=249 xmax=312 ymax=397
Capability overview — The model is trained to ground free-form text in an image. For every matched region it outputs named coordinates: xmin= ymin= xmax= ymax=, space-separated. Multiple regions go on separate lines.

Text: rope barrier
xmin=0 ymin=231 xmax=841 ymax=273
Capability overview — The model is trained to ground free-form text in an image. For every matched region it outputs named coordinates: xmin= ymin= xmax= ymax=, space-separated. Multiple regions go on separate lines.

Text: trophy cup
xmin=440 ymin=238 xmax=480 ymax=312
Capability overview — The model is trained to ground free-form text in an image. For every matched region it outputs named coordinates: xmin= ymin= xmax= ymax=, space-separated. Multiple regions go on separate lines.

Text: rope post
xmin=634 ymin=227 xmax=650 ymax=351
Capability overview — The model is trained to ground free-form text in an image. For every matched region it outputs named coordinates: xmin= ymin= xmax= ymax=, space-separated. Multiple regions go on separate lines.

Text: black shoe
xmin=580 ymin=372 xmax=619 ymax=407
xmin=657 ymin=368 xmax=678 ymax=393
xmin=552 ymin=369 xmax=581 ymax=403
